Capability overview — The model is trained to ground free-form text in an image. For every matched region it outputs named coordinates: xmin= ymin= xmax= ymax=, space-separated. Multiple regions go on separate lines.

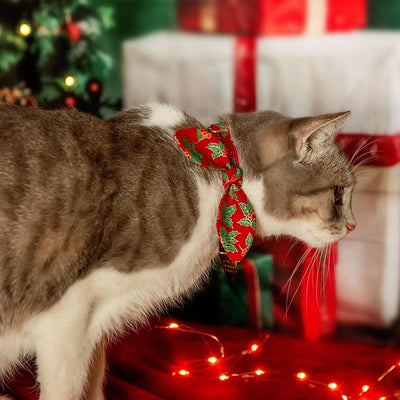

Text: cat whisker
xmin=285 ymin=246 xmax=315 ymax=316
xmin=283 ymin=244 xmax=311 ymax=297
xmin=348 ymin=137 xmax=382 ymax=166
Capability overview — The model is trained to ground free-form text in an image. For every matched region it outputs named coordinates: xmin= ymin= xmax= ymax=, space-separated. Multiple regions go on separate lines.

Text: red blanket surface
xmin=2 ymin=318 xmax=399 ymax=400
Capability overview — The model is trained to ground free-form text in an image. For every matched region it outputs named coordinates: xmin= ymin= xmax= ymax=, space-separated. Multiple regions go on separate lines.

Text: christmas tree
xmin=0 ymin=0 xmax=117 ymax=116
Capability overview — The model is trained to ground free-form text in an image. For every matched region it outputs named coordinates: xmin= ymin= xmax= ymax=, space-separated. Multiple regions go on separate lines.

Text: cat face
xmin=228 ymin=111 xmax=355 ymax=249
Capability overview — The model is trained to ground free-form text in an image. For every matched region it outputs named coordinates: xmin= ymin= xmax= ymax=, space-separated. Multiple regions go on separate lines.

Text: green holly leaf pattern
xmin=222 ymin=171 xmax=229 ymax=181
xmin=220 ymin=130 xmax=229 ymax=137
xmin=221 ymin=203 xmax=236 ymax=228
xmin=234 ymin=167 xmax=242 ymax=178
xmin=183 ymin=137 xmax=203 ymax=165
xmin=245 ymin=233 xmax=253 ymax=249
xmin=207 ymin=142 xmax=226 ymax=159
xmin=220 ymin=227 xmax=239 ymax=253
xmin=230 ymin=189 xmax=238 ymax=201
xmin=238 ymin=218 xmax=252 ymax=227
xmin=240 ymin=202 xmax=253 ymax=216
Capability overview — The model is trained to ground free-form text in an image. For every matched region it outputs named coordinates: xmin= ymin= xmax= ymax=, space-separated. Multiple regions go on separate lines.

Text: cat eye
xmin=334 ymin=186 xmax=344 ymax=205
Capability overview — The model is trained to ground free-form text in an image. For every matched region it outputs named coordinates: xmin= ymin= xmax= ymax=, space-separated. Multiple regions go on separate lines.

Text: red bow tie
xmin=174 ymin=123 xmax=256 ymax=263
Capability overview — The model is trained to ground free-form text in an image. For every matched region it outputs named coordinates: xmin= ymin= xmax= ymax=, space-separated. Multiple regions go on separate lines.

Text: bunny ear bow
xmin=174 ymin=123 xmax=256 ymax=264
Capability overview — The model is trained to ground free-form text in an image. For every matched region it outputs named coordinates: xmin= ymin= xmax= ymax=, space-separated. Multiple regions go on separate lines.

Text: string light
xmin=19 ymin=23 xmax=32 ymax=36
xmin=157 ymin=321 xmax=400 ymax=399
xmin=296 ymin=372 xmax=308 ymax=381
xmin=250 ymin=344 xmax=259 ymax=352
xmin=361 ymin=384 xmax=369 ymax=392
xmin=64 ymin=75 xmax=76 ymax=88
xmin=255 ymin=369 xmax=265 ymax=376
xmin=328 ymin=382 xmax=338 ymax=391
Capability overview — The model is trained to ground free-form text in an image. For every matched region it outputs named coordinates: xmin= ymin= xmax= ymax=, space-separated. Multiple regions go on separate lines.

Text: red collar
xmin=174 ymin=123 xmax=256 ymax=265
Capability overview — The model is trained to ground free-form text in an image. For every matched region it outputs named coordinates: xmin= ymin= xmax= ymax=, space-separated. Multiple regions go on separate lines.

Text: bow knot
xmin=174 ymin=123 xmax=256 ymax=263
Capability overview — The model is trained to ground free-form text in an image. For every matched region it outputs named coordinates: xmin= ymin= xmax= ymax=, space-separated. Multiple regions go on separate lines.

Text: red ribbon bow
xmin=174 ymin=123 xmax=256 ymax=262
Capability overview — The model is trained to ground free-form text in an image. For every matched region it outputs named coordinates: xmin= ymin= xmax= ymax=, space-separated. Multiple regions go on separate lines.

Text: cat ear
xmin=289 ymin=111 xmax=350 ymax=163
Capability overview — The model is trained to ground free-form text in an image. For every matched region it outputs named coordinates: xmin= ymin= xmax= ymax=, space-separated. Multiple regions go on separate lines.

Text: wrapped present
xmin=368 ymin=0 xmax=400 ymax=30
xmin=253 ymin=238 xmax=337 ymax=339
xmin=336 ymin=164 xmax=400 ymax=327
xmin=123 ymin=31 xmax=400 ymax=331
xmin=177 ymin=0 xmax=366 ymax=35
xmin=172 ymin=253 xmax=273 ymax=330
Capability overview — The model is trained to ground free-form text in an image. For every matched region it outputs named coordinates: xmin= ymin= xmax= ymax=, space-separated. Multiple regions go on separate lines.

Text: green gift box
xmin=172 ymin=253 xmax=273 ymax=330
xmin=368 ymin=0 xmax=400 ymax=29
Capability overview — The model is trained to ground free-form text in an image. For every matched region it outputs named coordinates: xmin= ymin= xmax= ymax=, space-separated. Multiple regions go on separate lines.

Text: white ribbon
xmin=305 ymin=0 xmax=327 ymax=34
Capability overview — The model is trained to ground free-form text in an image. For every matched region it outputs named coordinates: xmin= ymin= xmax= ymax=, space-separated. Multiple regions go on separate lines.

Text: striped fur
xmin=0 ymin=104 xmax=355 ymax=399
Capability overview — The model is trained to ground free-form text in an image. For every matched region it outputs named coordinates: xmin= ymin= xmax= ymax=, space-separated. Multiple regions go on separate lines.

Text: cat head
xmin=224 ymin=110 xmax=355 ymax=249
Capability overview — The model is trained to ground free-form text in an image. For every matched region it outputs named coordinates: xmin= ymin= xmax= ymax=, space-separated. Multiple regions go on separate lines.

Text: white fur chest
xmin=25 ymin=178 xmax=222 ymax=344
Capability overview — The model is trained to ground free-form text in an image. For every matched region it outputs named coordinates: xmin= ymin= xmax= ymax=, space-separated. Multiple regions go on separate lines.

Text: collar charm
xmin=174 ymin=123 xmax=256 ymax=271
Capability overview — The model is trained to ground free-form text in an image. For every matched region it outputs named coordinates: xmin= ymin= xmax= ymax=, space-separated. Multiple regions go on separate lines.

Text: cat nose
xmin=346 ymin=223 xmax=355 ymax=233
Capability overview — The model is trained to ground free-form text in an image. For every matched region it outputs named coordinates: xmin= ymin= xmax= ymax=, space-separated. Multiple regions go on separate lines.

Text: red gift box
xmin=178 ymin=0 xmax=367 ymax=35
xmin=254 ymin=237 xmax=337 ymax=340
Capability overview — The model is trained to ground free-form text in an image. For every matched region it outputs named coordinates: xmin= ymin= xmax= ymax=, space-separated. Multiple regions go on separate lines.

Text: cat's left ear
xmin=289 ymin=111 xmax=350 ymax=162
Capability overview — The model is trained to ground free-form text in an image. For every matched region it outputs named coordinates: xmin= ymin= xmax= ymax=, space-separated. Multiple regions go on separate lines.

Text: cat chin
xmin=299 ymin=230 xmax=347 ymax=249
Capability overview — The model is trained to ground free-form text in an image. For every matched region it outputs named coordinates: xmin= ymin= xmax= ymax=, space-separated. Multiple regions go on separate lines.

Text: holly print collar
xmin=174 ymin=123 xmax=256 ymax=264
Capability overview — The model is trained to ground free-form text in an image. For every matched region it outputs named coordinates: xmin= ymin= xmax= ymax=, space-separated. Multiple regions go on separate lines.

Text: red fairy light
xmin=250 ymin=344 xmax=259 ymax=352
xmin=255 ymin=369 xmax=265 ymax=376
xmin=156 ymin=322 xmax=398 ymax=398
xmin=296 ymin=372 xmax=308 ymax=381
xmin=328 ymin=382 xmax=338 ymax=391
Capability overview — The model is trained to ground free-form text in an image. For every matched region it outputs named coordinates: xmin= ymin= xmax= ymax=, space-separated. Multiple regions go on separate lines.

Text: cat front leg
xmin=34 ymin=332 xmax=97 ymax=400
xmin=85 ymin=340 xmax=106 ymax=400
xmin=31 ymin=300 xmax=102 ymax=400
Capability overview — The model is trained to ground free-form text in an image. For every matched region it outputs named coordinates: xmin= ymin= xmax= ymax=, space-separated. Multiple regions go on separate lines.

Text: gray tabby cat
xmin=0 ymin=103 xmax=355 ymax=399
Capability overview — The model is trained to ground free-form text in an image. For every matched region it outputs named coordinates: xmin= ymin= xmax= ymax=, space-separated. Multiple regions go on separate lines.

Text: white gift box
xmin=338 ymin=165 xmax=400 ymax=326
xmin=123 ymin=31 xmax=400 ymax=133
xmin=123 ymin=31 xmax=400 ymax=327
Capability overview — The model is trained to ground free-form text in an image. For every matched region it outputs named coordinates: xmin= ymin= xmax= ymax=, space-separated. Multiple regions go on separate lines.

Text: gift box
xmin=177 ymin=0 xmax=366 ymax=35
xmin=336 ymin=164 xmax=400 ymax=327
xmin=172 ymin=253 xmax=273 ymax=330
xmin=368 ymin=0 xmax=400 ymax=30
xmin=253 ymin=238 xmax=337 ymax=339
xmin=123 ymin=31 xmax=400 ymax=331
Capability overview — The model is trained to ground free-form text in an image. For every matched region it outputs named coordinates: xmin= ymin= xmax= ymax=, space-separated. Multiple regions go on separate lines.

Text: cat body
xmin=0 ymin=103 xmax=355 ymax=399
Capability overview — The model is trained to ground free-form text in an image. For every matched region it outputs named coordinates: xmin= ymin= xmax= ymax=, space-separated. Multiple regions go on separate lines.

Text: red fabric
xmin=259 ymin=0 xmax=306 ymax=35
xmin=234 ymin=37 xmax=257 ymax=113
xmin=337 ymin=132 xmax=400 ymax=167
xmin=174 ymin=124 xmax=256 ymax=262
xmin=301 ymin=243 xmax=337 ymax=340
xmin=3 ymin=319 xmax=399 ymax=400
xmin=178 ymin=0 xmax=366 ymax=34
xmin=253 ymin=237 xmax=336 ymax=340
xmin=327 ymin=0 xmax=367 ymax=31
xmin=241 ymin=258 xmax=262 ymax=329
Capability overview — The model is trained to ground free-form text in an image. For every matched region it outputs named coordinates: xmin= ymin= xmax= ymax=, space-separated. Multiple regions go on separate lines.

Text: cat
xmin=0 ymin=102 xmax=355 ymax=400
